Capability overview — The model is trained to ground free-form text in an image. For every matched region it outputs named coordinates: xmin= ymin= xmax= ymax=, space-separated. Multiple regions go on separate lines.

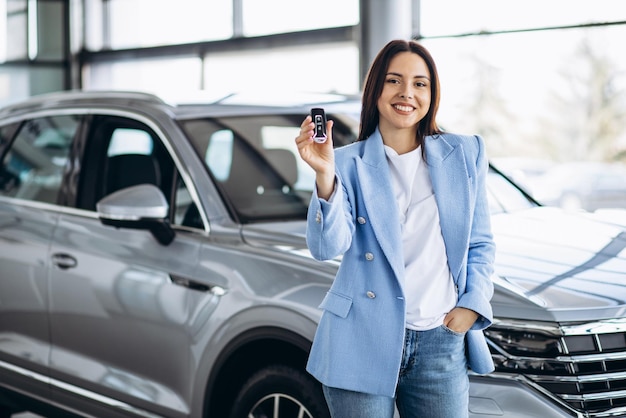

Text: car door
xmin=0 ymin=115 xmax=81 ymax=391
xmin=47 ymin=113 xmax=222 ymax=417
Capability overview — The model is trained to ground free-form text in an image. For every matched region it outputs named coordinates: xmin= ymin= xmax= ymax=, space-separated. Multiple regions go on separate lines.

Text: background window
xmin=83 ymin=57 xmax=203 ymax=97
xmin=105 ymin=0 xmax=232 ymax=49
xmin=241 ymin=0 xmax=359 ymax=36
xmin=203 ymin=43 xmax=359 ymax=98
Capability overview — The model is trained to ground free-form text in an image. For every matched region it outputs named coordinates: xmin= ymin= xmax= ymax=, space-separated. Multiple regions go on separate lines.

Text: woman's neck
xmin=380 ymin=126 xmax=419 ymax=155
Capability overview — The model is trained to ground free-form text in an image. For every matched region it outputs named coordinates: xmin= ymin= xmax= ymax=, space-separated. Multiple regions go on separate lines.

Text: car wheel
xmin=228 ymin=364 xmax=330 ymax=418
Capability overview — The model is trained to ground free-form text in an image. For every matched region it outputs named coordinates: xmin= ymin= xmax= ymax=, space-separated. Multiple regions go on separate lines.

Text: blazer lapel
xmin=356 ymin=130 xmax=405 ymax=284
xmin=425 ymin=134 xmax=471 ymax=280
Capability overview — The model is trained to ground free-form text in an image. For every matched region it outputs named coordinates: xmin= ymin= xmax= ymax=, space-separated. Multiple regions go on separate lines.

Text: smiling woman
xmin=295 ymin=40 xmax=496 ymax=418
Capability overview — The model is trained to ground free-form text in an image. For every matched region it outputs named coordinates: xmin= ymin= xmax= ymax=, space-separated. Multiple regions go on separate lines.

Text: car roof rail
xmin=0 ymin=90 xmax=166 ymax=115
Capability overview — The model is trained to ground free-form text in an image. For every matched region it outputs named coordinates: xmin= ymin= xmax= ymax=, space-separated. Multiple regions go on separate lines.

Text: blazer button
xmin=365 ymin=252 xmax=374 ymax=261
xmin=315 ymin=211 xmax=322 ymax=223
xmin=366 ymin=291 xmax=376 ymax=299
xmin=357 ymin=216 xmax=366 ymax=224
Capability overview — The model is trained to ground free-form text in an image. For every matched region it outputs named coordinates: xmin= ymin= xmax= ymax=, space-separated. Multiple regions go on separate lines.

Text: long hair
xmin=357 ymin=40 xmax=442 ymax=144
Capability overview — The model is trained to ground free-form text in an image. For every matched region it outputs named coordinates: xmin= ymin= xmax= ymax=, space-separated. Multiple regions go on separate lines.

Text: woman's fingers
xmin=295 ymin=117 xmax=335 ymax=177
xmin=325 ymin=119 xmax=334 ymax=145
xmin=297 ymin=116 xmax=314 ymax=140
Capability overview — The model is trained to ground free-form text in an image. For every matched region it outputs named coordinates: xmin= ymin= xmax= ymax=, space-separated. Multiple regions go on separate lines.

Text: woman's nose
xmin=399 ymin=90 xmax=413 ymax=99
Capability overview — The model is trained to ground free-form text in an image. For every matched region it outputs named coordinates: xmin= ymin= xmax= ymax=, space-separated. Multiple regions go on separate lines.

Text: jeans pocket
xmin=441 ymin=324 xmax=467 ymax=337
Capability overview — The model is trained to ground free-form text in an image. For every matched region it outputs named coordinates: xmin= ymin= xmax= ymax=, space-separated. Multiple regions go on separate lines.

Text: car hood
xmin=490 ymin=207 xmax=626 ymax=322
xmin=243 ymin=207 xmax=626 ymax=323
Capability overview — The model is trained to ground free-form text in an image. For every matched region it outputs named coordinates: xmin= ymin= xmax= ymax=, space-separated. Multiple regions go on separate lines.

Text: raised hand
xmin=295 ymin=115 xmax=336 ymax=200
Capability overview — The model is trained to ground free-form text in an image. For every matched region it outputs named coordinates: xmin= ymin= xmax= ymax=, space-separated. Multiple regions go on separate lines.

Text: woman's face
xmin=377 ymin=51 xmax=432 ymax=134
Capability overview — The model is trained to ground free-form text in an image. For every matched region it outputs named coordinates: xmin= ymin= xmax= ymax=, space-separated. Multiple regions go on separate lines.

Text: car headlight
xmin=484 ymin=326 xmax=571 ymax=374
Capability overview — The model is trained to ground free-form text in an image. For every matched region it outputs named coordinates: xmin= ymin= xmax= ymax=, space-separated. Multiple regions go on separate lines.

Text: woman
xmin=295 ymin=39 xmax=495 ymax=418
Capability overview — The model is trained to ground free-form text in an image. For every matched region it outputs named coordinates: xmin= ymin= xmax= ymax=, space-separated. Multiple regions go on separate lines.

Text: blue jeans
xmin=323 ymin=326 xmax=469 ymax=418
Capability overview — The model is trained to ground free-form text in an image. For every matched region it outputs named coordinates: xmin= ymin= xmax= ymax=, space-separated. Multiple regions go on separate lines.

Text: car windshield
xmin=486 ymin=167 xmax=537 ymax=214
xmin=180 ymin=115 xmax=312 ymax=223
xmin=180 ymin=111 xmax=535 ymax=223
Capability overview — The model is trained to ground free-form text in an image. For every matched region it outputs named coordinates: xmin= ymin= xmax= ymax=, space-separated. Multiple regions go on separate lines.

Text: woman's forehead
xmin=387 ymin=52 xmax=430 ymax=77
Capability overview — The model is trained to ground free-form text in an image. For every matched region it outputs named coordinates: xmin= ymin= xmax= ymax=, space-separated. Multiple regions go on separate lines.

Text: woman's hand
xmin=443 ymin=307 xmax=479 ymax=333
xmin=295 ymin=115 xmax=336 ymax=200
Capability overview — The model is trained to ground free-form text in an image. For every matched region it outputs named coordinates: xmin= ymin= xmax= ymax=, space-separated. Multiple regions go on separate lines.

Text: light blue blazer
xmin=305 ymin=128 xmax=496 ymax=397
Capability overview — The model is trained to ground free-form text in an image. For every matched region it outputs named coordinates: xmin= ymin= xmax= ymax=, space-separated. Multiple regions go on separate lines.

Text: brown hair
xmin=357 ymin=39 xmax=442 ymax=144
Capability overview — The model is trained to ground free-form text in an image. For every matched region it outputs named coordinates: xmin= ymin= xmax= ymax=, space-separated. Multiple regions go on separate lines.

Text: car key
xmin=311 ymin=108 xmax=327 ymax=143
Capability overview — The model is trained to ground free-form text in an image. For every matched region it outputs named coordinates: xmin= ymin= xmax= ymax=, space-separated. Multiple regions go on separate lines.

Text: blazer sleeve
xmin=456 ymin=135 xmax=496 ymax=330
xmin=306 ymin=175 xmax=355 ymax=261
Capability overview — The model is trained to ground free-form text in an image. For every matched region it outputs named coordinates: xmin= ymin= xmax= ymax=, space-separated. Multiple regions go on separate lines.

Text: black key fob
xmin=311 ymin=108 xmax=327 ymax=143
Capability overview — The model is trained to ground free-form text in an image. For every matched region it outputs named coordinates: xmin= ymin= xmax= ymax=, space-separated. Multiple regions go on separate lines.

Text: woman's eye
xmin=386 ymin=78 xmax=400 ymax=84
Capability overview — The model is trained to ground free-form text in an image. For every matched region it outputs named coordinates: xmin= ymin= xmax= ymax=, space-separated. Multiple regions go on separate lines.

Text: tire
xmin=229 ymin=364 xmax=330 ymax=418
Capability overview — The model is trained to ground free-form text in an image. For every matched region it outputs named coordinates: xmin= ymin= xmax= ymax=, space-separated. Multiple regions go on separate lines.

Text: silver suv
xmin=1 ymin=91 xmax=626 ymax=418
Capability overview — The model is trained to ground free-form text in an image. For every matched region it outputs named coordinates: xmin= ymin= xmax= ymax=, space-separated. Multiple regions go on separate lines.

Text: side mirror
xmin=96 ymin=184 xmax=175 ymax=245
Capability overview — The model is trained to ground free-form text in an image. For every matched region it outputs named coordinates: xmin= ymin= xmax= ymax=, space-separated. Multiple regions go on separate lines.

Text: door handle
xmin=51 ymin=253 xmax=78 ymax=270
xmin=170 ymin=274 xmax=226 ymax=295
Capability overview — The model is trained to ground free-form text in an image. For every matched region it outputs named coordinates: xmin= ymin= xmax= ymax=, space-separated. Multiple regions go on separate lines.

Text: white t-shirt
xmin=384 ymin=145 xmax=457 ymax=330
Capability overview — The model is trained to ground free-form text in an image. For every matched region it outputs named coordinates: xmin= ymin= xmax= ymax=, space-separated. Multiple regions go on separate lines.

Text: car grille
xmin=486 ymin=318 xmax=626 ymax=417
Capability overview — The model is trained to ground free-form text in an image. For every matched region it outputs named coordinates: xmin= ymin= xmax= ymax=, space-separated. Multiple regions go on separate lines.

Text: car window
xmin=0 ymin=122 xmax=20 ymax=152
xmin=180 ymin=116 xmax=310 ymax=223
xmin=260 ymin=125 xmax=315 ymax=191
xmin=102 ymin=127 xmax=161 ymax=196
xmin=77 ymin=115 xmax=202 ymax=229
xmin=0 ymin=122 xmax=21 ymax=193
xmin=181 ymin=113 xmax=538 ymax=222
xmin=107 ymin=128 xmax=154 ymax=156
xmin=0 ymin=115 xmax=81 ymax=204
xmin=204 ymin=129 xmax=234 ymax=181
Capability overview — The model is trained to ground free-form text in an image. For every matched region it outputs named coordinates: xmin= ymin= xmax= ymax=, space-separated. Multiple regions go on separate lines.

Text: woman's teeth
xmin=394 ymin=104 xmax=413 ymax=112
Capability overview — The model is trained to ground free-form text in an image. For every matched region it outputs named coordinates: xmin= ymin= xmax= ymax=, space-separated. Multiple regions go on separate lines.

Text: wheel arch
xmin=203 ymin=326 xmax=314 ymax=417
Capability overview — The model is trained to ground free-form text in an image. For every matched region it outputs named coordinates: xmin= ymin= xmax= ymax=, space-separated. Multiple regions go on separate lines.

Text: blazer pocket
xmin=319 ymin=291 xmax=353 ymax=318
